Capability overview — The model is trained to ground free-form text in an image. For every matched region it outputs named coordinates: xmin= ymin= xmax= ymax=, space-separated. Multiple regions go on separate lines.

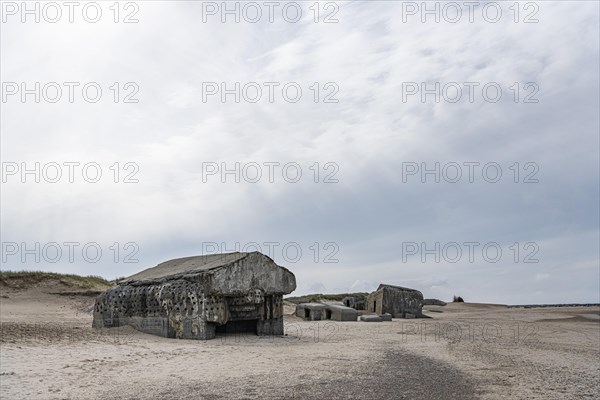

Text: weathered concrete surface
xmin=424 ymin=298 xmax=448 ymax=306
xmin=324 ymin=304 xmax=358 ymax=321
xmin=367 ymin=283 xmax=424 ymax=318
xmin=296 ymin=302 xmax=358 ymax=321
xmin=360 ymin=314 xmax=383 ymax=322
xmin=342 ymin=296 xmax=366 ymax=310
xmin=295 ymin=303 xmax=327 ymax=321
xmin=93 ymin=252 xmax=296 ymax=339
xmin=380 ymin=313 xmax=393 ymax=321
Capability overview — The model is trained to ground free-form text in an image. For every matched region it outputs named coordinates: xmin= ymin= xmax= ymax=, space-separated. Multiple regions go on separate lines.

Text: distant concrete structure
xmin=423 ymin=299 xmax=447 ymax=306
xmin=295 ymin=303 xmax=327 ymax=321
xmin=342 ymin=296 xmax=366 ymax=310
xmin=359 ymin=312 xmax=391 ymax=322
xmin=379 ymin=313 xmax=392 ymax=321
xmin=324 ymin=304 xmax=359 ymax=321
xmin=360 ymin=314 xmax=383 ymax=322
xmin=296 ymin=302 xmax=358 ymax=321
xmin=367 ymin=284 xmax=424 ymax=318
xmin=93 ymin=252 xmax=296 ymax=340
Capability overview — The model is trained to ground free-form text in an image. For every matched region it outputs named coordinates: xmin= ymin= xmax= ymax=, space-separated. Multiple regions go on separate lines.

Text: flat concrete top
xmin=377 ymin=283 xmax=421 ymax=292
xmin=297 ymin=303 xmax=327 ymax=310
xmin=122 ymin=252 xmax=250 ymax=283
xmin=319 ymin=301 xmax=345 ymax=306
xmin=324 ymin=304 xmax=357 ymax=312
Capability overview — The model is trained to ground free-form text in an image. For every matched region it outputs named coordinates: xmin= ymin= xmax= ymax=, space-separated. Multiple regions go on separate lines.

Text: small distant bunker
xmin=295 ymin=303 xmax=327 ymax=321
xmin=296 ymin=302 xmax=358 ymax=322
xmin=423 ymin=299 xmax=447 ymax=306
xmin=324 ymin=304 xmax=358 ymax=321
xmin=367 ymin=284 xmax=424 ymax=318
xmin=93 ymin=252 xmax=296 ymax=340
xmin=342 ymin=296 xmax=366 ymax=310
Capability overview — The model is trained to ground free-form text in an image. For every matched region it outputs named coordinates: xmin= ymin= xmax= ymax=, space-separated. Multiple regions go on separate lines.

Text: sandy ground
xmin=0 ymin=282 xmax=598 ymax=399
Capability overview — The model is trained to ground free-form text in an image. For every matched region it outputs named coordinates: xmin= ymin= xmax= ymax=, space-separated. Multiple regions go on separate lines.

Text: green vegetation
xmin=285 ymin=292 xmax=369 ymax=303
xmin=0 ymin=270 xmax=112 ymax=290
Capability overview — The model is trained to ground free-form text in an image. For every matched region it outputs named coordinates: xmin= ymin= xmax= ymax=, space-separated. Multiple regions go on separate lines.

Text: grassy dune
xmin=0 ymin=270 xmax=112 ymax=290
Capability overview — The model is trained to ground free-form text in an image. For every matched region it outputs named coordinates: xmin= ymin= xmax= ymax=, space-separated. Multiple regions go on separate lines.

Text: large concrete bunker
xmin=367 ymin=284 xmax=424 ymax=318
xmin=93 ymin=252 xmax=296 ymax=340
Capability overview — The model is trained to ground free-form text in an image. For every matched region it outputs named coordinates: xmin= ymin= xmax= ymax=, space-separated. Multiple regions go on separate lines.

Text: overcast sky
xmin=1 ymin=1 xmax=598 ymax=304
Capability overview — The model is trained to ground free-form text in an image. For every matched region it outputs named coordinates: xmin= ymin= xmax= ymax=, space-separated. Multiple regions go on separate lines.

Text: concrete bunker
xmin=342 ymin=296 xmax=366 ymax=310
xmin=367 ymin=284 xmax=424 ymax=318
xmin=295 ymin=303 xmax=327 ymax=321
xmin=93 ymin=252 xmax=296 ymax=340
xmin=295 ymin=302 xmax=358 ymax=322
